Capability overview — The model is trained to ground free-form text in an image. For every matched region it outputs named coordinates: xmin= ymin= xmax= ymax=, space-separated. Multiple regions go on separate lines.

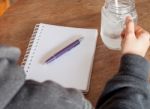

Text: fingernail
xmin=126 ymin=16 xmax=133 ymax=24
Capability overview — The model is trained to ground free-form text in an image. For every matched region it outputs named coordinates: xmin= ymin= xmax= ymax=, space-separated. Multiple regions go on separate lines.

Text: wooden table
xmin=0 ymin=0 xmax=150 ymax=106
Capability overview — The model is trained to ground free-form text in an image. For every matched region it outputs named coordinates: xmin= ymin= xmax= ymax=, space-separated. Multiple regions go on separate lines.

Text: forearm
xmin=96 ymin=54 xmax=150 ymax=109
xmin=0 ymin=45 xmax=93 ymax=109
xmin=0 ymin=46 xmax=25 ymax=109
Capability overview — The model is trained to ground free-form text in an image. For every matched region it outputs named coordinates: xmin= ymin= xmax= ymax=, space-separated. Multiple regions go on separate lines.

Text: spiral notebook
xmin=22 ymin=23 xmax=98 ymax=92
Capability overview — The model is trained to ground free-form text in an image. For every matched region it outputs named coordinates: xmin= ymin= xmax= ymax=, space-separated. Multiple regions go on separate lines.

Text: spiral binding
xmin=21 ymin=24 xmax=44 ymax=70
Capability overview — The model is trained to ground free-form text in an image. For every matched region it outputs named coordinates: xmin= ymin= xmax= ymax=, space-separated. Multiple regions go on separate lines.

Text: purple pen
xmin=45 ymin=37 xmax=83 ymax=63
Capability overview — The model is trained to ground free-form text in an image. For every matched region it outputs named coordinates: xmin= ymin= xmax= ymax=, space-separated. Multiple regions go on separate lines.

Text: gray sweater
xmin=0 ymin=45 xmax=150 ymax=109
xmin=96 ymin=54 xmax=150 ymax=109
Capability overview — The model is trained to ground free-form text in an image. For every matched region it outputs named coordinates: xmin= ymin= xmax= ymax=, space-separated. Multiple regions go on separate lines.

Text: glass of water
xmin=101 ymin=0 xmax=138 ymax=50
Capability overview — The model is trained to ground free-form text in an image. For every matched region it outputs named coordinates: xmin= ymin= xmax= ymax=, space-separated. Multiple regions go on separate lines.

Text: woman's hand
xmin=121 ymin=16 xmax=150 ymax=57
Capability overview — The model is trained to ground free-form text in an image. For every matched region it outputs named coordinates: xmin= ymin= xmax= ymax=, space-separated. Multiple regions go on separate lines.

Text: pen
xmin=45 ymin=37 xmax=83 ymax=63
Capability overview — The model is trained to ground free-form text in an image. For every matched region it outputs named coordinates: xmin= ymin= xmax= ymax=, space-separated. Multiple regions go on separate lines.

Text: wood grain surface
xmin=0 ymin=0 xmax=149 ymax=106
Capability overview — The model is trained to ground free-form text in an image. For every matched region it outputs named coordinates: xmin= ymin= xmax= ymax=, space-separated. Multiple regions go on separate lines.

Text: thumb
xmin=125 ymin=16 xmax=135 ymax=38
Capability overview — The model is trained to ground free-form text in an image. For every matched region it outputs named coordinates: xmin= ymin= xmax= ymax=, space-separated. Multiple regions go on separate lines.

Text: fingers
xmin=139 ymin=31 xmax=150 ymax=42
xmin=135 ymin=25 xmax=144 ymax=37
xmin=125 ymin=16 xmax=135 ymax=37
xmin=135 ymin=25 xmax=147 ymax=37
xmin=134 ymin=25 xmax=150 ymax=41
xmin=121 ymin=16 xmax=150 ymax=47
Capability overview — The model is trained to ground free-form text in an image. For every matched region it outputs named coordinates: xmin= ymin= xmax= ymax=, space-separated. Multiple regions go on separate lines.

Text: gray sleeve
xmin=0 ymin=45 xmax=25 ymax=109
xmin=0 ymin=45 xmax=92 ymax=109
xmin=96 ymin=54 xmax=150 ymax=109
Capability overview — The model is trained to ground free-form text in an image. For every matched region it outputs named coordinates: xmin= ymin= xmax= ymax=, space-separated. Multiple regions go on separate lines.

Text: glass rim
xmin=105 ymin=0 xmax=136 ymax=14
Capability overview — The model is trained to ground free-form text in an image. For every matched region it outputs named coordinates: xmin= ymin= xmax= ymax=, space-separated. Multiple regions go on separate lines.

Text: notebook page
xmin=24 ymin=23 xmax=98 ymax=91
